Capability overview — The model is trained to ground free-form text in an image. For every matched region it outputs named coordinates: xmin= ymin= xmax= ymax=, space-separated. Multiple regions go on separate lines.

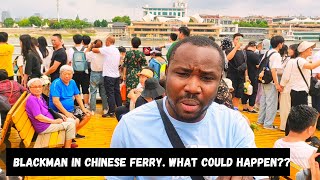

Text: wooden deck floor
xmin=1 ymin=104 xmax=320 ymax=179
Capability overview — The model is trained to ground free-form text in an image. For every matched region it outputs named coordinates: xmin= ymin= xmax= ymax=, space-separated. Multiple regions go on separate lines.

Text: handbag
xmin=0 ymin=95 xmax=11 ymax=111
xmin=48 ymin=108 xmax=63 ymax=119
xmin=296 ymin=59 xmax=320 ymax=96
xmin=0 ymin=81 xmax=14 ymax=112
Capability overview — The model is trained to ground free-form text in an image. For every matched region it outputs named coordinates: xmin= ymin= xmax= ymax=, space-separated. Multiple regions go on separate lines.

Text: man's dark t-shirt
xmin=246 ymin=50 xmax=260 ymax=81
xmin=225 ymin=48 xmax=246 ymax=79
xmin=50 ymin=48 xmax=67 ymax=82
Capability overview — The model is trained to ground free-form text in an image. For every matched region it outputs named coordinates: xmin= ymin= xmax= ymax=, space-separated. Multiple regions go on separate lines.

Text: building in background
xmin=142 ymin=0 xmax=187 ymax=18
xmin=1 ymin=11 xmax=11 ymax=22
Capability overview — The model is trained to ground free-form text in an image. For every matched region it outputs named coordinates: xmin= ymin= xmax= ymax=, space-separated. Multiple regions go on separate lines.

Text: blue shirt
xmin=49 ymin=78 xmax=80 ymax=112
xmin=108 ymin=97 xmax=257 ymax=180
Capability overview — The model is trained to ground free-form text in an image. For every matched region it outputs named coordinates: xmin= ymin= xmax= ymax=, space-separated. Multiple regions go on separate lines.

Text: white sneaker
xmin=103 ymin=109 xmax=109 ymax=115
xmin=84 ymin=104 xmax=90 ymax=109
xmin=91 ymin=111 xmax=95 ymax=115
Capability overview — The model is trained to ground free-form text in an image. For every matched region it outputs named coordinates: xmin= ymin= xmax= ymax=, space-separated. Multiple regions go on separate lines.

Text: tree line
xmin=2 ymin=15 xmax=131 ymax=29
xmin=233 ymin=20 xmax=269 ymax=28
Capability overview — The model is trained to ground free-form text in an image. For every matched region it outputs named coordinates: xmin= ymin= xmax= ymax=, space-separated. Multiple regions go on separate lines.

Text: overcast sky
xmin=1 ymin=0 xmax=319 ymax=22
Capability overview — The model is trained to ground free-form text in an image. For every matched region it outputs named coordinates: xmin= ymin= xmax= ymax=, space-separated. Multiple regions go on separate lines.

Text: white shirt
xmin=274 ymin=138 xmax=317 ymax=169
xmin=262 ymin=49 xmax=282 ymax=69
xmin=16 ymin=55 xmax=24 ymax=76
xmin=289 ymin=57 xmax=311 ymax=92
xmin=99 ymin=45 xmax=120 ymax=78
xmin=43 ymin=47 xmax=53 ymax=72
xmin=86 ymin=51 xmax=104 ymax=72
xmin=312 ymin=50 xmax=320 ymax=74
xmin=280 ymin=58 xmax=295 ymax=93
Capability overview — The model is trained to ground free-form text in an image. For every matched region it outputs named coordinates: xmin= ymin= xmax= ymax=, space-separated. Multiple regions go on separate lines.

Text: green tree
xmin=18 ymin=18 xmax=31 ymax=27
xmin=112 ymin=15 xmax=131 ymax=25
xmin=112 ymin=16 xmax=122 ymax=23
xmin=29 ymin=16 xmax=42 ymax=27
xmin=94 ymin=20 xmax=101 ymax=27
xmin=42 ymin=19 xmax=50 ymax=26
xmin=101 ymin=19 xmax=108 ymax=27
xmin=122 ymin=16 xmax=131 ymax=25
xmin=3 ymin=18 xmax=15 ymax=27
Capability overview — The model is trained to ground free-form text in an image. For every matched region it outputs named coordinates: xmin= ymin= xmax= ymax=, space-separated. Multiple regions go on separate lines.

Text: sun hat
xmin=297 ymin=41 xmax=316 ymax=52
xmin=141 ymin=78 xmax=165 ymax=99
xmin=137 ymin=68 xmax=154 ymax=78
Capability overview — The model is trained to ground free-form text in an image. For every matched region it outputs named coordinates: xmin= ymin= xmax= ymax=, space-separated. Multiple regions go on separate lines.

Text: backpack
xmin=257 ymin=50 xmax=276 ymax=84
xmin=153 ymin=58 xmax=167 ymax=80
xmin=72 ymin=47 xmax=87 ymax=72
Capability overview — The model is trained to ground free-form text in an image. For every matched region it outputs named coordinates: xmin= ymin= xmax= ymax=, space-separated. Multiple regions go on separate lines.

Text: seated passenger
xmin=0 ymin=69 xmax=27 ymax=128
xmin=274 ymin=105 xmax=318 ymax=169
xmin=135 ymin=77 xmax=165 ymax=108
xmin=26 ymin=78 xmax=76 ymax=148
xmin=115 ymin=67 xmax=154 ymax=121
xmin=49 ymin=65 xmax=91 ymax=139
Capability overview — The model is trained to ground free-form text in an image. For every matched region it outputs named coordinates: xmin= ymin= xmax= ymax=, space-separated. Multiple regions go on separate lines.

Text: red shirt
xmin=0 ymin=80 xmax=28 ymax=106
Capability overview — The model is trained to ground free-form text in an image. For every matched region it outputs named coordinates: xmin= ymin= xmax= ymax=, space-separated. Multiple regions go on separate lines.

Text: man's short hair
xmin=270 ymin=35 xmax=285 ymax=48
xmin=82 ymin=35 xmax=91 ymax=45
xmin=178 ymin=27 xmax=190 ymax=37
xmin=287 ymin=105 xmax=318 ymax=133
xmin=0 ymin=69 xmax=8 ymax=81
xmin=52 ymin=33 xmax=62 ymax=40
xmin=73 ymin=34 xmax=83 ymax=44
xmin=170 ymin=33 xmax=178 ymax=41
xmin=27 ymin=78 xmax=43 ymax=88
xmin=131 ymin=37 xmax=141 ymax=48
xmin=60 ymin=65 xmax=74 ymax=74
xmin=169 ymin=36 xmax=225 ymax=70
xmin=233 ymin=33 xmax=244 ymax=40
xmin=0 ymin=32 xmax=8 ymax=42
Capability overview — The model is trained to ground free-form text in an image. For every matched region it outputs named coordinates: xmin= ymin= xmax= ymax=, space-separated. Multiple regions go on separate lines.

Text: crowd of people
xmin=0 ymin=26 xmax=320 ymax=179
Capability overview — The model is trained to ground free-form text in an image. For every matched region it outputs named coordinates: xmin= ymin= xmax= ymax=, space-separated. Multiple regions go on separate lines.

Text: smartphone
xmin=316 ymin=146 xmax=320 ymax=164
xmin=239 ymin=37 xmax=243 ymax=43
xmin=143 ymin=47 xmax=151 ymax=56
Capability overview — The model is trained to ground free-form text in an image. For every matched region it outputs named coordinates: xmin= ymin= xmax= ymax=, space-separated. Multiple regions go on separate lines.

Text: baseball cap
xmin=297 ymin=41 xmax=316 ymax=52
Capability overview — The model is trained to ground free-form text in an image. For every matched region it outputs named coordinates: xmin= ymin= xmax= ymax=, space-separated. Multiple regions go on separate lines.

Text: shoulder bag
xmin=296 ymin=59 xmax=320 ymax=96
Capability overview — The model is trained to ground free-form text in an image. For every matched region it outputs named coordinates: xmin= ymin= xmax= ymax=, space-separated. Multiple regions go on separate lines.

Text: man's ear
xmin=165 ymin=64 xmax=168 ymax=76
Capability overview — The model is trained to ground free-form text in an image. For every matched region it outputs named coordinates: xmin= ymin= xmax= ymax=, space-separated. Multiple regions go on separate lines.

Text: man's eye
xmin=176 ymin=72 xmax=189 ymax=77
xmin=201 ymin=76 xmax=215 ymax=81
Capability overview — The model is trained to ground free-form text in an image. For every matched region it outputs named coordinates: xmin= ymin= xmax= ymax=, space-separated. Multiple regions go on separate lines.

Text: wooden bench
xmin=11 ymin=93 xmax=66 ymax=148
xmin=0 ymin=91 xmax=27 ymax=149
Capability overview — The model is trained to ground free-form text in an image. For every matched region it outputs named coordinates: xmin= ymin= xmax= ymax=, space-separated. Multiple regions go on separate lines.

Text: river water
xmin=7 ymin=36 xmax=320 ymax=56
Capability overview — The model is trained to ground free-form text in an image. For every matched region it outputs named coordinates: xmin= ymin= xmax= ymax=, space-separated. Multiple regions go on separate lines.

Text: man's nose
xmin=184 ymin=76 xmax=201 ymax=94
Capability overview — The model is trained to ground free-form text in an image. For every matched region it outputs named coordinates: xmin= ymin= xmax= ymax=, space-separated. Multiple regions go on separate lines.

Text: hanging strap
xmin=296 ymin=59 xmax=310 ymax=89
xmin=156 ymin=99 xmax=205 ymax=180
xmin=8 ymin=81 xmax=14 ymax=102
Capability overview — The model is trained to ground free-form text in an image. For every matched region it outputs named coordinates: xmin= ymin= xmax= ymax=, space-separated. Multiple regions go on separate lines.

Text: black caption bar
xmin=6 ymin=148 xmax=290 ymax=176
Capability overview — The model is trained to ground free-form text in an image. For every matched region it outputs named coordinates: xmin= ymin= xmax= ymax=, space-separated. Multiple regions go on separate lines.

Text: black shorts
xmin=228 ymin=76 xmax=244 ymax=99
xmin=73 ymin=71 xmax=90 ymax=94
